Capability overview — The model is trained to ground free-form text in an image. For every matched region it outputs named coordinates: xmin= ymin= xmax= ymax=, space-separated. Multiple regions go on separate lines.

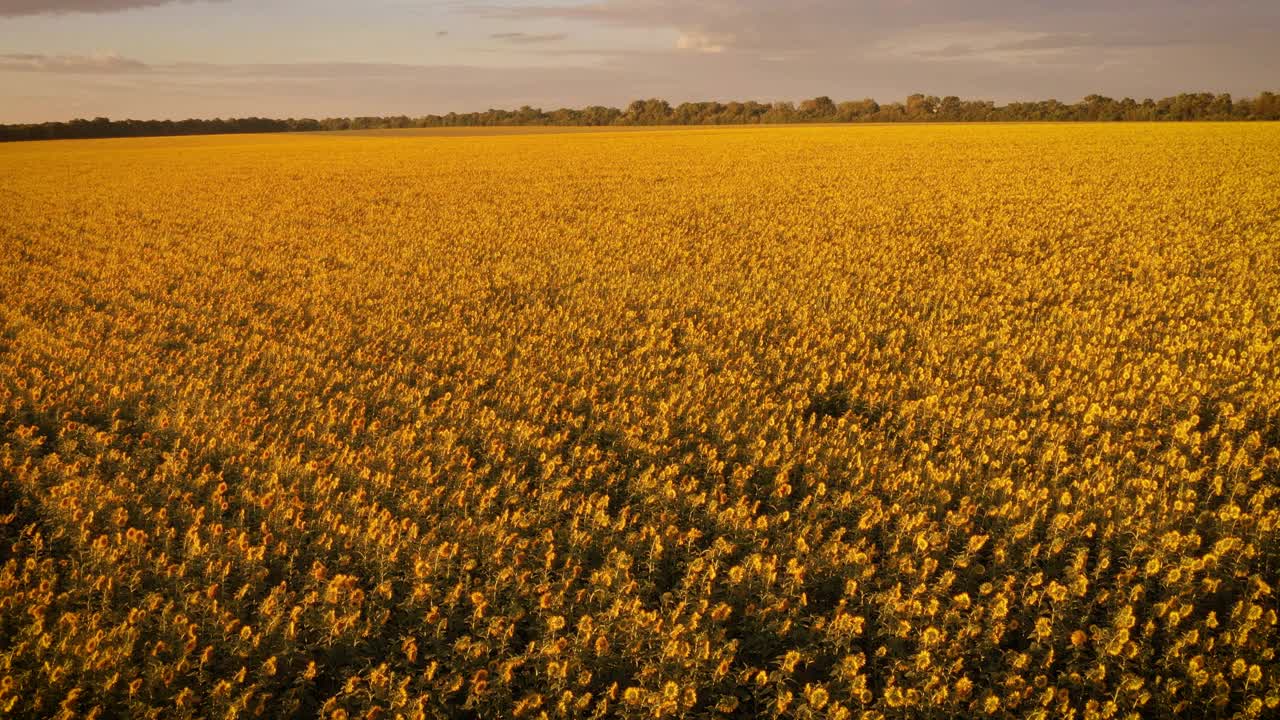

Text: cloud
xmin=490 ymin=32 xmax=568 ymax=44
xmin=3 ymin=45 xmax=1278 ymax=125
xmin=0 ymin=0 xmax=221 ymax=16
xmin=2 ymin=1 xmax=1278 ymax=123
xmin=908 ymin=29 xmax=1205 ymax=64
xmin=676 ymin=31 xmax=733 ymax=54
xmin=474 ymin=1 xmax=1280 ymax=57
xmin=0 ymin=52 xmax=149 ymax=73
xmin=0 ymin=59 xmax=644 ymax=123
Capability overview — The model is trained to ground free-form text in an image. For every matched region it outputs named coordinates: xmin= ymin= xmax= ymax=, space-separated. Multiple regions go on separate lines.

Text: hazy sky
xmin=2 ymin=0 xmax=1278 ymax=122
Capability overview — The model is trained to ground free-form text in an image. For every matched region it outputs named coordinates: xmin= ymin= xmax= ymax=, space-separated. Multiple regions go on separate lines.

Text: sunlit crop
xmin=1 ymin=124 xmax=1278 ymax=718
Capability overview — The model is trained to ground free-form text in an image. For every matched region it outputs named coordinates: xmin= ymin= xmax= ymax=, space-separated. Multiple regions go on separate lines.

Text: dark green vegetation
xmin=2 ymin=90 xmax=1278 ymax=142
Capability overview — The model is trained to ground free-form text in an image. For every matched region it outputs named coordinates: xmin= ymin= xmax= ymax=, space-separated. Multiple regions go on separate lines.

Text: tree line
xmin=3 ymin=91 xmax=1278 ymax=142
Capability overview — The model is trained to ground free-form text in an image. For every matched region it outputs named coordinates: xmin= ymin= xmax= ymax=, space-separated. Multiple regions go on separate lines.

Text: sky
xmin=1 ymin=0 xmax=1278 ymax=123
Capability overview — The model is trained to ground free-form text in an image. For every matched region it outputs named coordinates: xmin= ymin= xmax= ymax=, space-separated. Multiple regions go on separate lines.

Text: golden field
xmin=1 ymin=124 xmax=1278 ymax=719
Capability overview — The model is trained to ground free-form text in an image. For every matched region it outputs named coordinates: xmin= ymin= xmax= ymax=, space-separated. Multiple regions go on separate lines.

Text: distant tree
xmin=1256 ymin=92 xmax=1280 ymax=119
xmin=622 ymin=99 xmax=672 ymax=125
xmin=937 ymin=96 xmax=963 ymax=119
xmin=878 ymin=102 xmax=907 ymax=121
xmin=514 ymin=106 xmax=544 ymax=124
xmin=799 ymin=96 xmax=837 ymax=120
xmin=836 ymin=99 xmax=879 ymax=121
xmin=906 ymin=94 xmax=938 ymax=118
xmin=1207 ymin=94 xmax=1233 ymax=119
xmin=4 ymin=90 xmax=1279 ymax=142
xmin=762 ymin=101 xmax=797 ymax=123
xmin=581 ymin=106 xmax=621 ymax=126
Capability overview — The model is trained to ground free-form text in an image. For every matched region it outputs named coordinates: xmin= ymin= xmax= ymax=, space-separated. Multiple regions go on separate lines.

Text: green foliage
xmin=3 ymin=91 xmax=1279 ymax=143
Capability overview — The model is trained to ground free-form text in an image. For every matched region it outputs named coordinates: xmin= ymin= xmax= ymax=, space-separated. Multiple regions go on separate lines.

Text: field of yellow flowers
xmin=1 ymin=124 xmax=1278 ymax=719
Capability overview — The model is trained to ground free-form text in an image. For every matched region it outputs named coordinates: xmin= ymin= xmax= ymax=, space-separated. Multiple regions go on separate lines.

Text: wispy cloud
xmin=676 ymin=31 xmax=733 ymax=54
xmin=906 ymin=29 xmax=1203 ymax=63
xmin=471 ymin=1 xmax=1280 ymax=57
xmin=0 ymin=0 xmax=222 ymax=16
xmin=490 ymin=32 xmax=568 ymax=44
xmin=0 ymin=52 xmax=149 ymax=73
xmin=0 ymin=59 xmax=639 ymax=123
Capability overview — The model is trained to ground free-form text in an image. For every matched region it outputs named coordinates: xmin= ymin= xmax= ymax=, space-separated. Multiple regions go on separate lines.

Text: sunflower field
xmin=1 ymin=124 xmax=1278 ymax=718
